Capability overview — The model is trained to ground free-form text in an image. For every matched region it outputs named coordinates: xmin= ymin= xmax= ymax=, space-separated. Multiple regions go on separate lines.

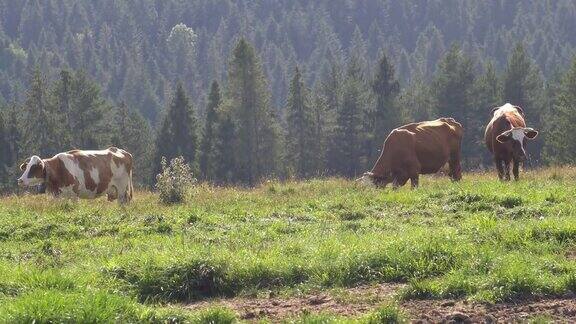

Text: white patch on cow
xmin=59 ymin=154 xmax=93 ymax=198
xmin=89 ymin=168 xmax=100 ymax=185
xmin=17 ymin=156 xmax=44 ymax=186
xmin=510 ymin=128 xmax=527 ymax=156
xmin=79 ymin=150 xmax=109 ymax=157
xmin=109 ymin=158 xmax=129 ymax=201
xmin=492 ymin=103 xmax=516 ymax=118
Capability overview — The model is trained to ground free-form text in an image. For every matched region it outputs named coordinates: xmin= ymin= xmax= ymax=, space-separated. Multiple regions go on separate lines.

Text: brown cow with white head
xmin=17 ymin=147 xmax=133 ymax=204
xmin=359 ymin=118 xmax=463 ymax=189
xmin=484 ymin=103 xmax=538 ymax=181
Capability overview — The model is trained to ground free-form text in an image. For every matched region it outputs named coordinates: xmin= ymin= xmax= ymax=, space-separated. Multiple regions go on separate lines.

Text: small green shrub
xmin=193 ymin=307 xmax=237 ymax=324
xmin=365 ymin=304 xmax=406 ymax=324
xmin=155 ymin=156 xmax=196 ymax=205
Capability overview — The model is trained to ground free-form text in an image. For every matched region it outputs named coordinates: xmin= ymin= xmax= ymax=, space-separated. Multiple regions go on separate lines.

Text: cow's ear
xmin=496 ymin=131 xmax=512 ymax=143
xmin=514 ymin=106 xmax=525 ymax=116
xmin=19 ymin=158 xmax=30 ymax=171
xmin=490 ymin=107 xmax=499 ymax=116
xmin=524 ymin=128 xmax=538 ymax=139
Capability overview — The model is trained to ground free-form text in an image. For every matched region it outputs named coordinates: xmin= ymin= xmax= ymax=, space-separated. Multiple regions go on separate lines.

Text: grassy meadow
xmin=0 ymin=168 xmax=575 ymax=322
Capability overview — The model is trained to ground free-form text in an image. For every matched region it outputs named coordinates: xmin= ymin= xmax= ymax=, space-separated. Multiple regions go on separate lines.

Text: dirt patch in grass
xmin=186 ymin=283 xmax=405 ymax=320
xmin=402 ymin=295 xmax=576 ymax=323
xmin=185 ymin=285 xmax=576 ymax=322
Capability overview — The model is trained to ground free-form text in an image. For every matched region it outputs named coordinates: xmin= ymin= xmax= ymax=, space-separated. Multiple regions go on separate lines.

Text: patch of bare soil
xmin=186 ymin=286 xmax=576 ymax=322
xmin=186 ymin=283 xmax=405 ymax=320
xmin=403 ymin=295 xmax=576 ymax=323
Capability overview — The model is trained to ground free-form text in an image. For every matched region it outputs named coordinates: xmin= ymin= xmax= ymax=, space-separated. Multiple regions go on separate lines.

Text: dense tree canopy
xmin=1 ymin=1 xmax=576 ymax=191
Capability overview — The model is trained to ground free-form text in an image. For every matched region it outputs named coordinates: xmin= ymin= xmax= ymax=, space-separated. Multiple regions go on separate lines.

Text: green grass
xmin=1 ymin=168 xmax=576 ymax=321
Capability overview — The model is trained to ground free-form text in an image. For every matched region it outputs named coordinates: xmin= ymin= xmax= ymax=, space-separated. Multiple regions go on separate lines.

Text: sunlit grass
xmin=0 ymin=168 xmax=575 ymax=321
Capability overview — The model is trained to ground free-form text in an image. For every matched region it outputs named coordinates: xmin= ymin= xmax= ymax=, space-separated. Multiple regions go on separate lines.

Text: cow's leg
xmin=392 ymin=171 xmax=409 ymax=190
xmin=495 ymin=158 xmax=505 ymax=180
xmin=117 ymin=182 xmax=131 ymax=206
xmin=448 ymin=151 xmax=462 ymax=181
xmin=410 ymin=175 xmax=419 ymax=189
xmin=107 ymin=185 xmax=118 ymax=202
xmin=503 ymin=160 xmax=511 ymax=181
xmin=513 ymin=159 xmax=520 ymax=181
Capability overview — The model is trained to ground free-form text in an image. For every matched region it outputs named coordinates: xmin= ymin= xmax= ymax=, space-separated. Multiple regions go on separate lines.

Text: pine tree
xmin=472 ymin=62 xmax=501 ymax=166
xmin=322 ymin=63 xmax=344 ymax=175
xmin=370 ymin=52 xmax=400 ymax=160
xmin=22 ymin=68 xmax=60 ymax=157
xmin=330 ymin=57 xmax=370 ymax=177
xmin=213 ymin=105 xmax=236 ymax=184
xmin=503 ymin=43 xmax=540 ymax=112
xmin=0 ymin=109 xmax=9 ymax=190
xmin=50 ymin=70 xmax=73 ymax=148
xmin=154 ymin=83 xmax=200 ymax=175
xmin=200 ymin=81 xmax=222 ymax=181
xmin=432 ymin=45 xmax=476 ymax=165
xmin=67 ymin=70 xmax=110 ymax=149
xmin=542 ymin=57 xmax=576 ymax=164
xmin=502 ymin=43 xmax=544 ymax=160
xmin=112 ymin=102 xmax=154 ymax=186
xmin=227 ymin=39 xmax=281 ymax=185
xmin=285 ymin=67 xmax=317 ymax=178
xmin=5 ymin=104 xmax=21 ymax=165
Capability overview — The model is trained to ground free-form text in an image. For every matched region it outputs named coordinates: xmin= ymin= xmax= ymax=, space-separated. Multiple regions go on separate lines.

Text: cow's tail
xmin=128 ymin=168 xmax=134 ymax=201
xmin=122 ymin=149 xmax=134 ymax=203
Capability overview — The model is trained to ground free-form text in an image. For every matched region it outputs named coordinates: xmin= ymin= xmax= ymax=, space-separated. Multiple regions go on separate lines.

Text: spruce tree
xmin=227 ymin=39 xmax=281 ymax=185
xmin=0 ymin=109 xmax=9 ymax=190
xmin=502 ymin=43 xmax=544 ymax=160
xmin=503 ymin=43 xmax=540 ymax=112
xmin=213 ymin=105 xmax=236 ymax=184
xmin=331 ymin=57 xmax=370 ymax=177
xmin=67 ymin=70 xmax=110 ymax=149
xmin=113 ymin=102 xmax=154 ymax=186
xmin=22 ymin=68 xmax=60 ymax=157
xmin=370 ymin=52 xmax=400 ymax=160
xmin=542 ymin=57 xmax=576 ymax=164
xmin=50 ymin=70 xmax=73 ymax=148
xmin=200 ymin=81 xmax=221 ymax=181
xmin=432 ymin=45 xmax=475 ymax=164
xmin=155 ymin=83 xmax=199 ymax=175
xmin=472 ymin=62 xmax=501 ymax=166
xmin=321 ymin=63 xmax=344 ymax=174
xmin=285 ymin=67 xmax=317 ymax=178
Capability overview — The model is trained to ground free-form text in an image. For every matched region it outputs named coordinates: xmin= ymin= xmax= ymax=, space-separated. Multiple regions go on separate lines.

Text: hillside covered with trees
xmin=1 ymin=0 xmax=576 ymax=190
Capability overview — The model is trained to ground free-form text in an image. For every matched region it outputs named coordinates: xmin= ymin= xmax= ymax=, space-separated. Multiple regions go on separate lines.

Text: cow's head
xmin=17 ymin=156 xmax=46 ymax=187
xmin=496 ymin=127 xmax=539 ymax=161
xmin=356 ymin=172 xmax=393 ymax=188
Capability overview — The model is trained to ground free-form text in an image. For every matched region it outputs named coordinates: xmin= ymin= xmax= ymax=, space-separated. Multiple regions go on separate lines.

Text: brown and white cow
xmin=17 ymin=147 xmax=133 ymax=204
xmin=359 ymin=118 xmax=463 ymax=189
xmin=485 ymin=103 xmax=538 ymax=181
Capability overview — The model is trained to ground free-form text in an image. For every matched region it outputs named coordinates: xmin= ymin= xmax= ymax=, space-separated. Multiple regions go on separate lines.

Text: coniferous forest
xmin=2 ymin=0 xmax=576 ymax=189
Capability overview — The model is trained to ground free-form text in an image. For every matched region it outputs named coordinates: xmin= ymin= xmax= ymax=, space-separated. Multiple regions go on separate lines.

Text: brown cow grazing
xmin=485 ymin=103 xmax=538 ymax=181
xmin=359 ymin=118 xmax=463 ymax=189
xmin=17 ymin=147 xmax=133 ymax=204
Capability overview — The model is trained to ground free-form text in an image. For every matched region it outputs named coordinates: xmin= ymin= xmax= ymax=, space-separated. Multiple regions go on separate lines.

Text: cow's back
xmin=399 ymin=118 xmax=462 ymax=174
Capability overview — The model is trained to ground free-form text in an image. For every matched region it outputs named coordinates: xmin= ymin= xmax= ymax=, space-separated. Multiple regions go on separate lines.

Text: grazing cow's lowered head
xmin=357 ymin=171 xmax=392 ymax=188
xmin=495 ymin=127 xmax=539 ymax=162
xmin=18 ymin=156 xmax=46 ymax=187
